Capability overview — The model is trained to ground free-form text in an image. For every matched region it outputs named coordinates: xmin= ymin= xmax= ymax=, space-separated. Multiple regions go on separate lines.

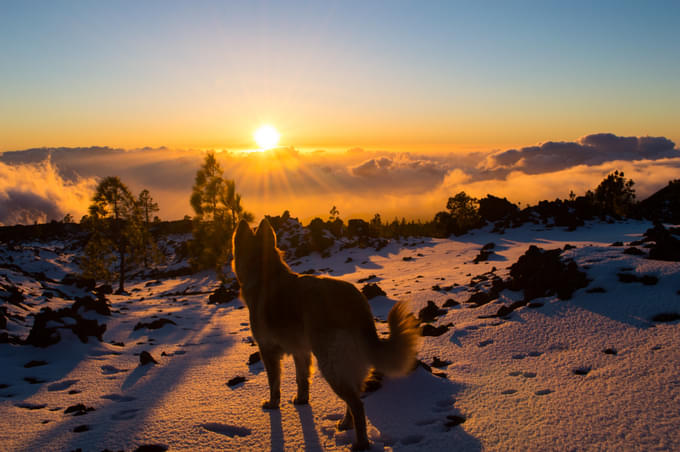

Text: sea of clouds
xmin=1 ymin=133 xmax=678 ymax=226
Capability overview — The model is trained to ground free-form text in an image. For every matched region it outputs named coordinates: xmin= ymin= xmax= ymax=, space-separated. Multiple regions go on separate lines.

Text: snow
xmin=1 ymin=220 xmax=679 ymax=451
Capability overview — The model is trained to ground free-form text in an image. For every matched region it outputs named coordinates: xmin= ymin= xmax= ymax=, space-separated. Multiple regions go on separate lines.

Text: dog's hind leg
xmin=260 ymin=346 xmax=282 ymax=409
xmin=293 ymin=352 xmax=311 ymax=405
xmin=337 ymin=405 xmax=353 ymax=431
xmin=329 ymin=383 xmax=369 ymax=450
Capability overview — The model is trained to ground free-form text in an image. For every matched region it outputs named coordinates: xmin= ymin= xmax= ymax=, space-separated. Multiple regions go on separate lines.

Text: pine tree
xmin=137 ymin=189 xmax=162 ymax=269
xmin=189 ymin=152 xmax=253 ymax=272
xmin=81 ymin=176 xmax=143 ymax=293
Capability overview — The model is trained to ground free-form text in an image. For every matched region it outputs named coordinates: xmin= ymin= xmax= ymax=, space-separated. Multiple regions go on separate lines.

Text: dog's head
xmin=232 ymin=217 xmax=281 ymax=283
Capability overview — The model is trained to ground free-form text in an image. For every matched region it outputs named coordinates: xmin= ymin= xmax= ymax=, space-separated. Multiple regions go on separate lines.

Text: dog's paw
xmin=261 ymin=400 xmax=280 ymax=410
xmin=293 ymin=396 xmax=309 ymax=405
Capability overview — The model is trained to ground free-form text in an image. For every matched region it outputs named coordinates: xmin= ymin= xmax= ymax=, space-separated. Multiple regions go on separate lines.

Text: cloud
xmin=478 ymin=133 xmax=679 ymax=176
xmin=1 ymin=133 xmax=679 ymax=224
xmin=0 ymin=158 xmax=97 ymax=226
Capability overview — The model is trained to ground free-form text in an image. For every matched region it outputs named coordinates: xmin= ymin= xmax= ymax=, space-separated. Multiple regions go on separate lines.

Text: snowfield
xmin=1 ymin=220 xmax=679 ymax=451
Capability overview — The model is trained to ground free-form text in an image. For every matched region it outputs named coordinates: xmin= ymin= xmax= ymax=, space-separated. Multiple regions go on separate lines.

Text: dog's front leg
xmin=260 ymin=346 xmax=282 ymax=409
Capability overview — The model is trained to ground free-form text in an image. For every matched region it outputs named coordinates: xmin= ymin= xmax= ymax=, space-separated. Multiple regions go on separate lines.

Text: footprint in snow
xmin=509 ymin=371 xmax=522 ymax=376
xmin=535 ymin=389 xmax=553 ymax=396
xmin=501 ymin=389 xmax=517 ymax=395
xmin=522 ymin=372 xmax=537 ymax=378
xmin=47 ymin=379 xmax=79 ymax=391
xmin=101 ymin=394 xmax=136 ymax=402
xmin=111 ymin=408 xmax=139 ymax=420
xmin=478 ymin=339 xmax=493 ymax=347
xmin=572 ymin=367 xmax=591 ymax=376
xmin=201 ymin=423 xmax=252 ymax=437
xmin=101 ymin=365 xmax=128 ymax=375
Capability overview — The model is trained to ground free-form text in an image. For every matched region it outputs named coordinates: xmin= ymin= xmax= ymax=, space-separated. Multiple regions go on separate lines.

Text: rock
xmin=617 ymin=273 xmax=658 ymax=285
xmin=139 ymin=351 xmax=158 ymax=365
xmin=357 ymin=274 xmax=377 ymax=283
xmin=64 ymin=403 xmax=95 ymax=416
xmin=603 ymin=348 xmax=618 ymax=355
xmin=247 ymin=352 xmax=261 ymax=365
xmin=72 ymin=296 xmax=111 ymax=316
xmin=572 ymin=367 xmax=591 ymax=376
xmin=227 ymin=376 xmax=246 ymax=387
xmin=72 ymin=424 xmax=90 ymax=432
xmin=651 ymin=312 xmax=680 ymax=322
xmin=442 ymin=298 xmax=459 ymax=308
xmin=611 ymin=241 xmax=623 ymax=247
xmin=133 ymin=318 xmax=177 ymax=331
xmin=25 ymin=305 xmax=107 ymax=347
xmin=444 ymin=414 xmax=466 ymax=427
xmin=95 ymin=284 xmax=113 ymax=295
xmin=23 ymin=360 xmax=47 ymax=368
xmin=421 ymin=323 xmax=452 ymax=337
xmin=472 ymin=249 xmax=493 ymax=264
xmin=418 ymin=301 xmax=446 ymax=323
xmin=361 ymin=283 xmax=386 ymax=299
xmin=645 ymin=224 xmax=680 ymax=261
xmin=61 ymin=274 xmax=96 ymax=291
xmin=431 ymin=357 xmax=451 ymax=368
xmin=207 ymin=281 xmax=240 ymax=304
xmin=133 ymin=445 xmax=168 ymax=452
xmin=623 ymin=247 xmax=645 ymax=256
xmin=402 ymin=256 xmax=414 ymax=261
xmin=507 ymin=245 xmax=589 ymax=302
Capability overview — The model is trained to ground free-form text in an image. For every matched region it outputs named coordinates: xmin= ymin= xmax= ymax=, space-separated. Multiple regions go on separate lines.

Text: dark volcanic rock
xmin=60 ymin=274 xmax=96 ymax=291
xmin=361 ymin=283 xmax=386 ymax=299
xmin=64 ymin=403 xmax=95 ymax=416
xmin=445 ymin=414 xmax=466 ymax=427
xmin=651 ymin=312 xmax=680 ymax=322
xmin=431 ymin=357 xmax=452 ymax=368
xmin=139 ymin=351 xmax=158 ymax=365
xmin=207 ymin=281 xmax=240 ymax=304
xmin=418 ymin=301 xmax=447 ymax=323
xmin=507 ymin=246 xmax=589 ymax=302
xmin=442 ymin=298 xmax=459 ymax=308
xmin=227 ymin=376 xmax=246 ymax=387
xmin=72 ymin=424 xmax=90 ymax=432
xmin=72 ymin=296 xmax=111 ymax=316
xmin=25 ymin=305 xmax=106 ymax=347
xmin=617 ymin=273 xmax=658 ymax=285
xmin=247 ymin=352 xmax=261 ymax=365
xmin=133 ymin=318 xmax=177 ymax=331
xmin=645 ymin=224 xmax=680 ymax=262
xmin=623 ymin=247 xmax=645 ymax=256
xmin=23 ymin=360 xmax=47 ymax=368
xmin=421 ymin=323 xmax=452 ymax=337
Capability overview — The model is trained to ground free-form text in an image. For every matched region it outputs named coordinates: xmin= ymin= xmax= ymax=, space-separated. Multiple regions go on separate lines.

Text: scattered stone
xmin=361 ymin=283 xmax=386 ymax=299
xmin=207 ymin=281 xmax=240 ymax=304
xmin=64 ymin=403 xmax=95 ymax=416
xmin=611 ymin=241 xmax=623 ymax=247
xmin=72 ymin=424 xmax=90 ymax=433
xmin=227 ymin=376 xmax=246 ymax=387
xmin=586 ymin=287 xmax=607 ymax=293
xmin=15 ymin=402 xmax=47 ymax=410
xmin=623 ymin=247 xmax=645 ymax=256
xmin=357 ymin=274 xmax=377 ymax=283
xmin=573 ymin=367 xmax=591 ymax=376
xmin=507 ymin=245 xmax=589 ymax=301
xmin=421 ymin=323 xmax=452 ymax=337
xmin=72 ymin=295 xmax=111 ymax=316
xmin=133 ymin=445 xmax=168 ymax=452
xmin=344 ymin=257 xmax=353 ymax=263
xmin=527 ymin=302 xmax=544 ymax=308
xmin=24 ymin=376 xmax=47 ymax=384
xmin=110 ymin=341 xmax=125 ymax=347
xmin=139 ymin=351 xmax=158 ymax=366
xmin=617 ymin=273 xmax=658 ymax=285
xmin=133 ymin=318 xmax=177 ymax=331
xmin=603 ymin=348 xmax=618 ymax=355
xmin=418 ymin=301 xmax=447 ymax=323
xmin=247 ymin=352 xmax=261 ymax=365
xmin=24 ymin=360 xmax=48 ymax=368
xmin=645 ymin=224 xmax=680 ymax=262
xmin=431 ymin=357 xmax=451 ymax=368
xmin=651 ymin=312 xmax=680 ymax=322
xmin=444 ymin=414 xmax=466 ymax=427
xmin=25 ymin=304 xmax=107 ymax=347
xmin=442 ymin=298 xmax=459 ymax=308
xmin=402 ymin=256 xmax=414 ymax=261
xmin=563 ymin=244 xmax=576 ymax=251
xmin=95 ymin=284 xmax=113 ymax=295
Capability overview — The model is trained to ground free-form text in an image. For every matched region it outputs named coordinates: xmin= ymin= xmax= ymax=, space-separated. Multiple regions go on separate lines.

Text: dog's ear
xmin=233 ymin=219 xmax=254 ymax=248
xmin=256 ymin=217 xmax=277 ymax=249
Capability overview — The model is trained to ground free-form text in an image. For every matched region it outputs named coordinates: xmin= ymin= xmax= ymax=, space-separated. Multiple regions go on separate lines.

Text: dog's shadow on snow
xmin=364 ymin=368 xmax=482 ymax=450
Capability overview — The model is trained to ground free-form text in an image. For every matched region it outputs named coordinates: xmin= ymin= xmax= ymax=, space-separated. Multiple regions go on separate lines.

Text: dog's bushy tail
xmin=369 ymin=300 xmax=420 ymax=376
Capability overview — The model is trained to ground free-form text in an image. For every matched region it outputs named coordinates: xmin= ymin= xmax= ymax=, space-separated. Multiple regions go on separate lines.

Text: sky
xmin=1 ymin=1 xmax=679 ymax=224
xmin=1 ymin=0 xmax=679 ymax=151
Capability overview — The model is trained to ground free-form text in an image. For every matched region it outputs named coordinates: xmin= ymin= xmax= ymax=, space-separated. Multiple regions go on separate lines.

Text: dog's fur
xmin=232 ymin=218 xmax=420 ymax=450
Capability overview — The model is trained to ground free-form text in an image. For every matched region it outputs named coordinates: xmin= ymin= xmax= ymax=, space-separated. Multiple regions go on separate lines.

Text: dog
xmin=232 ymin=218 xmax=420 ymax=450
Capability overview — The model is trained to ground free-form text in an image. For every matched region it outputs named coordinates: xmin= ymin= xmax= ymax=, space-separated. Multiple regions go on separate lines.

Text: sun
xmin=254 ymin=125 xmax=280 ymax=150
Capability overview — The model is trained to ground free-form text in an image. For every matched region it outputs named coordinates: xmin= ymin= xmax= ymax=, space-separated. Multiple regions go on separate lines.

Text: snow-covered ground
xmin=1 ymin=220 xmax=679 ymax=451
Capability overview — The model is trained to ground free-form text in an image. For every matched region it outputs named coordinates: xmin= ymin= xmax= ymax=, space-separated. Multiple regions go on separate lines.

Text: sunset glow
xmin=254 ymin=125 xmax=280 ymax=150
